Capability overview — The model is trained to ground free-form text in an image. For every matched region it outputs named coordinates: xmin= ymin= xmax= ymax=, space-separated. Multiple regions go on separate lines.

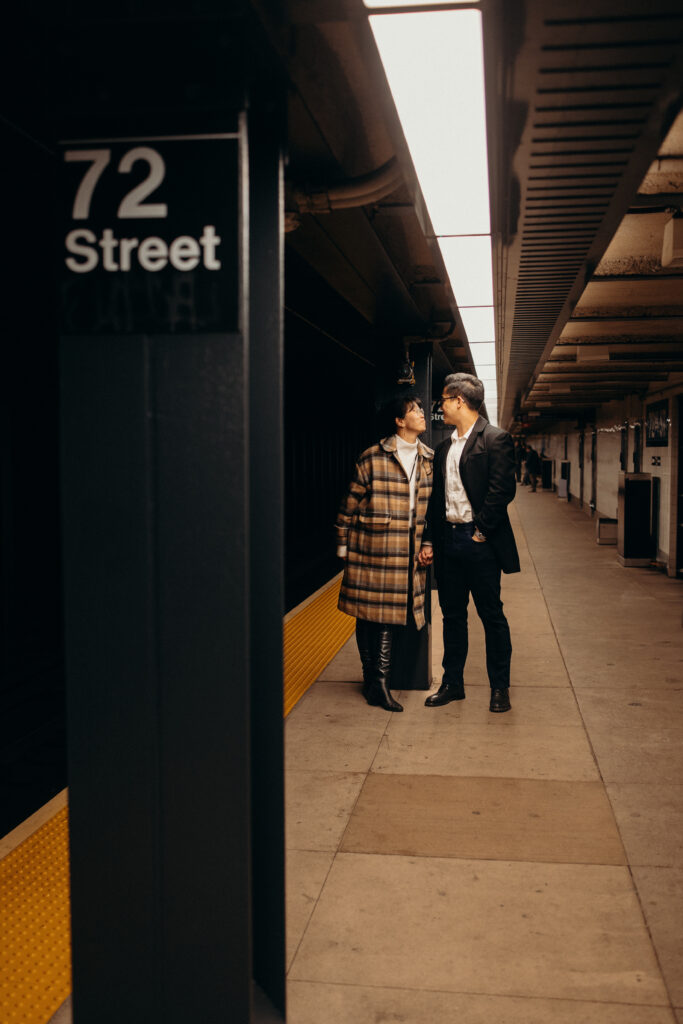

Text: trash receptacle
xmin=617 ymin=472 xmax=653 ymax=566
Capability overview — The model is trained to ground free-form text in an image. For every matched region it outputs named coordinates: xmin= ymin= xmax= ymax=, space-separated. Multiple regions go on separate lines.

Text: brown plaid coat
xmin=335 ymin=436 xmax=434 ymax=628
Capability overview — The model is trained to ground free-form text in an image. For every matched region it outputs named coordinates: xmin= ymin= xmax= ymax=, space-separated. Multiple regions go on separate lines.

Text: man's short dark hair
xmin=443 ymin=373 xmax=484 ymax=411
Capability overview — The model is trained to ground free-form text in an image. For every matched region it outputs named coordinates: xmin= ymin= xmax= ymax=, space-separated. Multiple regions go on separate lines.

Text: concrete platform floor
xmin=286 ymin=486 xmax=683 ymax=1024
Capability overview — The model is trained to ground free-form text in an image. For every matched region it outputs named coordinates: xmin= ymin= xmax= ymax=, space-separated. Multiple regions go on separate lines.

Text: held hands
xmin=417 ymin=545 xmax=433 ymax=566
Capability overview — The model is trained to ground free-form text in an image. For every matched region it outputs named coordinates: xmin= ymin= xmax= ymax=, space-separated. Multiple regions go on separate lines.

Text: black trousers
xmin=437 ymin=522 xmax=512 ymax=690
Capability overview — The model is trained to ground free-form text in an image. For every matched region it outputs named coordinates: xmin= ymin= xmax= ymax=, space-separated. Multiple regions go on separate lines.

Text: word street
xmin=65 ymin=226 xmax=222 ymax=274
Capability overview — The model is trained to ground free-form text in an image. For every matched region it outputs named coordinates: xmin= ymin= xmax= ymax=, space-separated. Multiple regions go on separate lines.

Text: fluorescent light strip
xmin=459 ymin=308 xmax=495 ymax=343
xmin=439 ymin=236 xmax=494 ymax=307
xmin=365 ymin=1 xmax=479 ymax=8
xmin=369 ymin=11 xmax=489 ymax=236
xmin=368 ymin=7 xmax=495 ymax=414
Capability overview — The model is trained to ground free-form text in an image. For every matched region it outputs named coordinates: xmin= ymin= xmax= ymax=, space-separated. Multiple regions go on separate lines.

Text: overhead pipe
xmin=286 ymin=156 xmax=402 ymax=231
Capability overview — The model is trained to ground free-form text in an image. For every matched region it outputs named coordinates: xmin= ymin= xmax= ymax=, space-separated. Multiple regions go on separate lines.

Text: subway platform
xmin=285 ymin=486 xmax=683 ymax=1023
xmin=4 ymin=485 xmax=683 ymax=1023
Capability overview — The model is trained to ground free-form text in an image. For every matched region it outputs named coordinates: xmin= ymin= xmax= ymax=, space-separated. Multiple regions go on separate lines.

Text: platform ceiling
xmin=255 ymin=0 xmax=683 ymax=430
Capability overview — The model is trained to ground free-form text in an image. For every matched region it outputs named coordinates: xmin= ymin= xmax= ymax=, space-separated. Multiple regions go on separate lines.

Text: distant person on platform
xmin=418 ymin=373 xmax=519 ymax=713
xmin=514 ymin=439 xmax=524 ymax=482
xmin=336 ymin=397 xmax=434 ymax=712
xmin=525 ymin=444 xmax=542 ymax=492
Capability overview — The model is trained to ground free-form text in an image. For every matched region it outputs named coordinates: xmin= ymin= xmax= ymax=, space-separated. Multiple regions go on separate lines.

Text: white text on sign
xmin=65 ymin=226 xmax=222 ymax=273
xmin=63 ymin=146 xmax=222 ymax=274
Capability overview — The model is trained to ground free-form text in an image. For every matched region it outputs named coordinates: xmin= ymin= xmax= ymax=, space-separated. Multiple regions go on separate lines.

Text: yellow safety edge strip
xmin=1 ymin=577 xmax=352 ymax=1020
xmin=284 ymin=576 xmax=355 ymax=716
xmin=0 ymin=806 xmax=71 ymax=1024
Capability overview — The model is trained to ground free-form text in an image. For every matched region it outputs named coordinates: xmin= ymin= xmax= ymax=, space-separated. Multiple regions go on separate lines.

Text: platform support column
xmin=391 ymin=344 xmax=433 ymax=691
xmin=58 ymin=14 xmax=286 ymax=1023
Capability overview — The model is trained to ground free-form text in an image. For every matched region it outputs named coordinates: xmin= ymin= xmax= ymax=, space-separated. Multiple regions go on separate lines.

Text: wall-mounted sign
xmin=60 ymin=134 xmax=241 ymax=334
xmin=645 ymin=399 xmax=669 ymax=448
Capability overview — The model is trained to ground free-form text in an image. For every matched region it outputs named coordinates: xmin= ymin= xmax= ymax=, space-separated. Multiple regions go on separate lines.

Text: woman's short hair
xmin=392 ymin=395 xmax=423 ymax=422
xmin=380 ymin=395 xmax=424 ymax=436
xmin=442 ymin=373 xmax=484 ymax=411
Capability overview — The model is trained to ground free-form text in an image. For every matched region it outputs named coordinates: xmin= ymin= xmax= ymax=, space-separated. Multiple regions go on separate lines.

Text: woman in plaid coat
xmin=335 ymin=396 xmax=434 ymax=711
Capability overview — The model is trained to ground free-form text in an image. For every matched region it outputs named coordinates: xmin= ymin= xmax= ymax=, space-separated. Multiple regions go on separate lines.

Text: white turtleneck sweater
xmin=394 ymin=433 xmax=419 ymax=522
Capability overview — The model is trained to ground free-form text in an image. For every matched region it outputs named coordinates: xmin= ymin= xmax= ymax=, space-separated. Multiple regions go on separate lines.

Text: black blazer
xmin=424 ymin=416 xmax=520 ymax=575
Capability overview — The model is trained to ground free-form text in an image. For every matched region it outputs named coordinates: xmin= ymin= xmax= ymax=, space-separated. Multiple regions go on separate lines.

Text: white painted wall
xmin=521 ymin=385 xmax=681 ymax=564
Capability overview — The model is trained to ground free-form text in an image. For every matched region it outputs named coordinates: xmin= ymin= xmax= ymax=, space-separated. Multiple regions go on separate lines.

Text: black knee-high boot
xmin=366 ymin=624 xmax=403 ymax=712
xmin=355 ymin=619 xmax=373 ymax=698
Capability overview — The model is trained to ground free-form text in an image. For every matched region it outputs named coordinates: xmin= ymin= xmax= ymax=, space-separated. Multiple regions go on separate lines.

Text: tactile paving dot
xmin=0 ymin=809 xmax=71 ymax=1022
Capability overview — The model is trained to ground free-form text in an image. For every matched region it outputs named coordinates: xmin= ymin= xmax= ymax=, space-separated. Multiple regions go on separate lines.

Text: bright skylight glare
xmin=369 ymin=7 xmax=498 ymax=422
xmin=365 ymin=1 xmax=478 ymax=9
xmin=469 ymin=338 xmax=495 ymax=353
xmin=459 ymin=307 xmax=495 ymax=343
xmin=438 ymin=236 xmax=494 ymax=307
xmin=369 ymin=11 xmax=490 ymax=236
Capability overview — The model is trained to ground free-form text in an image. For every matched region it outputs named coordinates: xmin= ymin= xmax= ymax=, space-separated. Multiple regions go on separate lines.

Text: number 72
xmin=64 ymin=147 xmax=168 ymax=220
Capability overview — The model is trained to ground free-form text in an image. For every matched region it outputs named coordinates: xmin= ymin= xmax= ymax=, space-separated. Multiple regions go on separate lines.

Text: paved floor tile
xmin=288 ymin=981 xmax=676 ymax=1024
xmin=286 ymin=770 xmax=365 ymax=852
xmin=317 ymin=637 xmax=362 ymax=681
xmin=285 ymin=714 xmax=387 ymax=773
xmin=289 ymin=679 xmax=373 ymax=719
xmin=561 ymin=641 xmax=683 ymax=690
xmin=606 ymin=784 xmax=683 ymax=867
xmin=508 ymin=654 xmax=570 ymax=686
xmin=341 ymin=774 xmax=626 ymax=864
xmin=371 ymin=717 xmax=599 ymax=781
xmin=632 ymin=866 xmax=683 ymax=1007
xmin=289 ymin=853 xmax=667 ymax=1005
xmin=286 ymin=850 xmax=335 ymax=971
xmin=573 ymin=688 xmax=683 ymax=784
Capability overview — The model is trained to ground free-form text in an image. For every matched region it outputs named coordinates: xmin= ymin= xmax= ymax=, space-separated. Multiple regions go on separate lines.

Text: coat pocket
xmin=356 ymin=512 xmax=391 ymax=557
xmin=358 ymin=512 xmax=391 ymax=531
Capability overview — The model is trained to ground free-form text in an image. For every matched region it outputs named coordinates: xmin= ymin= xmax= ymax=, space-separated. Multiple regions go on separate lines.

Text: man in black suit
xmin=418 ymin=373 xmax=520 ymax=712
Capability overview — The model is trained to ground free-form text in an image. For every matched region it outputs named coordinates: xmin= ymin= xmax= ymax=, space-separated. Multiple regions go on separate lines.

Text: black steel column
xmin=61 ymin=151 xmax=254 ymax=1020
xmin=391 ymin=343 xmax=433 ymax=691
xmin=248 ymin=96 xmax=286 ymax=1017
xmin=56 ymin=9 xmax=287 ymax=1022
xmin=412 ymin=344 xmax=433 ymax=449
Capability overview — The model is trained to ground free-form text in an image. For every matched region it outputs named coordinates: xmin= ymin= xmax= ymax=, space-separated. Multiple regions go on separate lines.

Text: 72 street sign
xmin=60 ymin=134 xmax=241 ymax=335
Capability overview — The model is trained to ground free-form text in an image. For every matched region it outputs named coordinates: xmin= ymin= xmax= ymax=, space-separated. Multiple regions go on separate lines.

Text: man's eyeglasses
xmin=438 ymin=394 xmax=459 ymax=406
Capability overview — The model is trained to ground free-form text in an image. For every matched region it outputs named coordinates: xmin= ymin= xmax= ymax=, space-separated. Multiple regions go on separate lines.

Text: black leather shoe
xmin=425 ymin=683 xmax=466 ymax=707
xmin=489 ymin=688 xmax=511 ymax=712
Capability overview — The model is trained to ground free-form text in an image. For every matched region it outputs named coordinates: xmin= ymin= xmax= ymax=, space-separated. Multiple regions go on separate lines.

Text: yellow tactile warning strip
xmin=284 ymin=576 xmax=355 ymax=716
xmin=0 ymin=807 xmax=71 ymax=1024
xmin=0 ymin=583 xmax=351 ymax=1021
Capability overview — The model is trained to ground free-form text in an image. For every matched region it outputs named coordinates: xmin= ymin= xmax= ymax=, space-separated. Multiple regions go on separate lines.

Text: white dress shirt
xmin=445 ymin=424 xmax=474 ymax=523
